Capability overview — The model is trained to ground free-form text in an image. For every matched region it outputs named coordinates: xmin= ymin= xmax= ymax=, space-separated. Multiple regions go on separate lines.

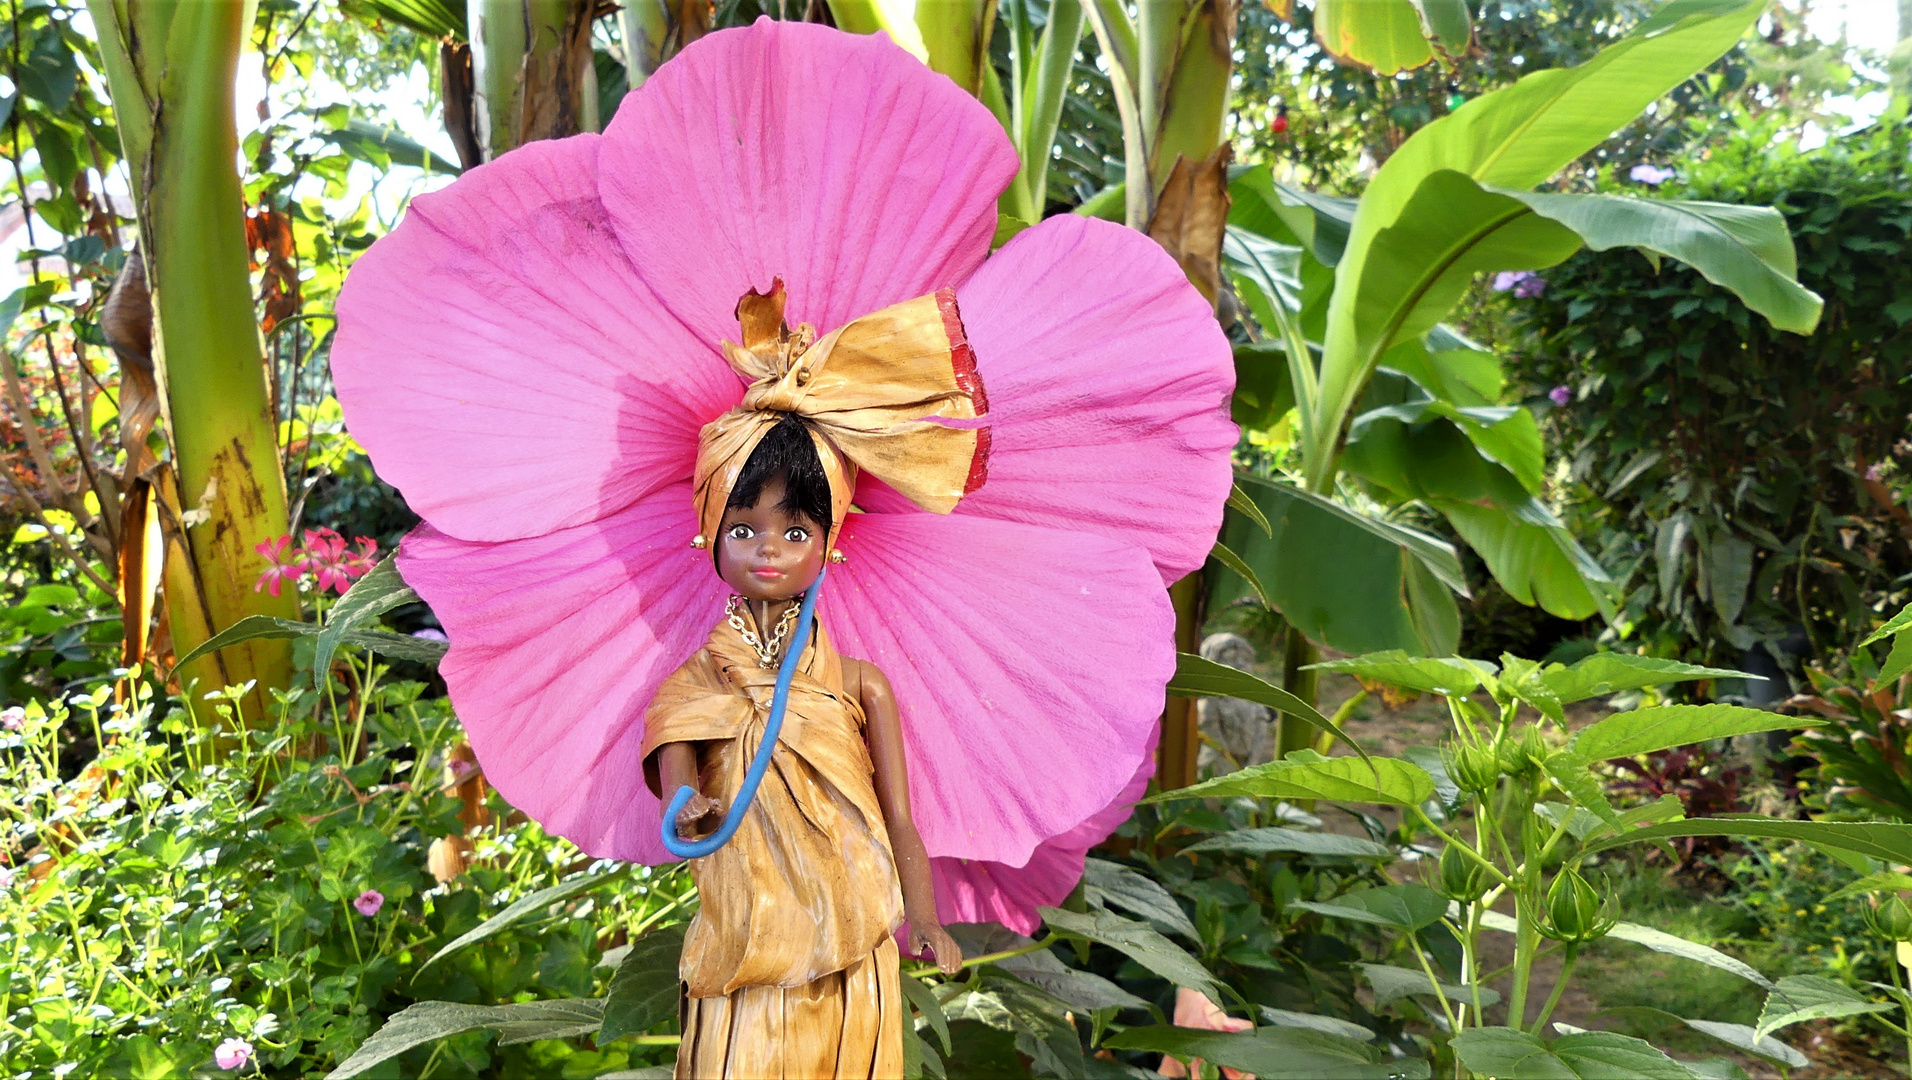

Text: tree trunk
xmin=469 ymin=0 xmax=598 ymax=162
xmin=86 ymin=0 xmax=300 ymax=721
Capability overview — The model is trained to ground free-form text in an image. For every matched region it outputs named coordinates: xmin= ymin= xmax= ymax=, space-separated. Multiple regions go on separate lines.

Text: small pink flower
xmin=1867 ymin=464 xmax=1884 ymax=482
xmin=352 ymin=889 xmax=384 ymax=917
xmin=1158 ymin=988 xmax=1254 ymax=1079
xmin=1629 ymin=163 xmax=1675 ymax=185
xmin=448 ymin=757 xmax=476 ymax=779
xmin=215 ymin=1038 xmax=253 ymax=1071
xmin=0 ymin=706 xmax=23 ymax=731
xmin=1513 ymin=274 xmax=1547 ymax=299
xmin=304 ymin=529 xmax=378 ymax=595
xmin=252 ymin=534 xmax=303 ymax=596
xmin=1548 ymin=385 xmax=1572 ymax=407
xmin=1493 ymin=270 xmax=1534 ymax=293
xmin=0 ymin=866 xmax=15 ymax=890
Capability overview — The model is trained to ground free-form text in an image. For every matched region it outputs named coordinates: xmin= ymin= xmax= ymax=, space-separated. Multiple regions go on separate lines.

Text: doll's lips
xmin=751 ymin=567 xmax=784 ymax=579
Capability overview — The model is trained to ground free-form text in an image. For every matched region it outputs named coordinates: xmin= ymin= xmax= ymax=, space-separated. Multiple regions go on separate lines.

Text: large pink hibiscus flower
xmin=331 ymin=19 xmax=1235 ymax=932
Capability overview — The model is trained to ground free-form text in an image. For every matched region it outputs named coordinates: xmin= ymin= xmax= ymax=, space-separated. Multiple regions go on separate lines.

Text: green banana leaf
xmin=1212 ymin=475 xmax=1463 ymax=656
xmin=1310 ymin=0 xmax=1779 ymax=487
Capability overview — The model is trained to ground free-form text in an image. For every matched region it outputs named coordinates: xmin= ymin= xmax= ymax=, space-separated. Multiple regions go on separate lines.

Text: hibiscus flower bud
xmin=1497 ymin=727 xmax=1547 ymax=781
xmin=1542 ymin=867 xmax=1614 ymax=943
xmin=1445 ymin=743 xmax=1501 ymax=794
xmin=1435 ymin=843 xmax=1490 ymax=902
xmin=1866 ymin=895 xmax=1912 ymax=942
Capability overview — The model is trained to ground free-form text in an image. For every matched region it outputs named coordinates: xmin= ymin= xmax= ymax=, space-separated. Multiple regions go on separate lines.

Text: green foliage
xmin=1500 ymin=116 xmax=1912 ymax=668
xmin=0 ymin=651 xmax=689 ymax=1078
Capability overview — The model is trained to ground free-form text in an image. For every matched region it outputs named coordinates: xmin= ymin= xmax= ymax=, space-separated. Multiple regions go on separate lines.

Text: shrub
xmin=0 ymin=659 xmax=688 ymax=1079
xmin=1498 ymin=116 xmax=1912 ymax=673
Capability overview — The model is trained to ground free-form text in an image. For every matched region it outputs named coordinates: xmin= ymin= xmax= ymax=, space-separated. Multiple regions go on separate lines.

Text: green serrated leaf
xmin=1229 ymin=482 xmax=1274 ymax=537
xmin=899 ymin=973 xmax=952 ymax=1055
xmin=1210 ymin=541 xmax=1274 ymax=610
xmin=1168 ymin=653 xmax=1368 ymax=766
xmin=1755 ymin=974 xmax=1893 ymax=1040
xmin=1305 ymin=651 xmax=1496 ymax=697
xmin=325 ymin=999 xmax=604 ymax=1079
xmin=1571 ymin=703 xmax=1812 ymax=762
xmin=173 ymin=614 xmax=320 ymax=671
xmin=600 ymin=924 xmax=686 ymax=1043
xmin=1038 ymin=907 xmax=1220 ymax=998
xmin=1861 ymin=603 xmax=1912 ymax=647
xmin=423 ymin=868 xmax=629 ymax=969
xmin=1360 ymin=962 xmax=1499 ymax=1009
xmin=314 ymin=554 xmax=421 ymax=681
xmin=1146 ymin=752 xmax=1434 ymax=807
xmin=1826 ymin=871 xmax=1912 ymax=903
xmin=1586 ymin=818 xmax=1912 ymax=864
xmin=1103 ymin=1025 xmax=1423 ymax=1080
xmin=1082 ymin=858 xmax=1199 ymax=941
xmin=1452 ymin=1027 xmax=1695 ymax=1080
xmin=1183 ymin=827 xmax=1393 ymax=859
xmin=1293 ymin=883 xmax=1446 ymax=931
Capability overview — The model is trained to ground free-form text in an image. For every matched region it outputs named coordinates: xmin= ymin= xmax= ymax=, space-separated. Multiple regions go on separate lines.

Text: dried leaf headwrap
xmin=692 ymin=279 xmax=990 ymax=551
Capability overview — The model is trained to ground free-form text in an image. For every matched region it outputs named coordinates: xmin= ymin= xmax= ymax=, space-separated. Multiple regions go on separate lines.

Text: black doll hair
xmin=726 ymin=412 xmax=834 ymax=530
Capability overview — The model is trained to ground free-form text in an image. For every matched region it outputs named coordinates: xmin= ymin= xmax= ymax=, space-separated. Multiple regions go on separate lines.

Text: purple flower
xmin=353 ymin=889 xmax=385 ymax=917
xmin=1492 ymin=270 xmax=1532 ymax=293
xmin=0 ymin=706 xmax=22 ymax=731
xmin=1548 ymin=385 xmax=1572 ymax=407
xmin=412 ymin=627 xmax=449 ymax=642
xmin=1867 ymin=464 xmax=1885 ymax=482
xmin=1513 ymin=274 xmax=1547 ymax=299
xmin=215 ymin=1038 xmax=253 ymax=1071
xmin=1629 ymin=164 xmax=1675 ymax=185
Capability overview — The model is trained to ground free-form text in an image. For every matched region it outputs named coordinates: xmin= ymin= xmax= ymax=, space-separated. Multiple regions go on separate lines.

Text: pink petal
xmin=395 ymin=484 xmax=727 ymax=863
xmin=945 ymin=215 xmax=1237 ymax=583
xmin=334 ymin=135 xmax=740 ymax=544
xmin=598 ymin=19 xmax=1017 ymax=345
xmin=826 ymin=511 xmax=1173 ymax=868
xmin=932 ymin=740 xmax=1154 ymax=934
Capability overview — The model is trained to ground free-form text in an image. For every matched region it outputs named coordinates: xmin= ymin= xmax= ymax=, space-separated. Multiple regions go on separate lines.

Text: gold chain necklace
xmin=726 ymin=595 xmax=802 ymax=668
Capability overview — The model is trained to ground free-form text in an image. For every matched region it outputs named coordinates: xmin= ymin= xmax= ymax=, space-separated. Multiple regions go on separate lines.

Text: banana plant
xmin=1081 ymin=0 xmax=1235 ymax=229
xmin=85 ymin=0 xmax=303 ymax=720
xmin=467 ymin=0 xmax=600 ymax=158
xmin=1298 ymin=0 xmax=1473 ymax=75
xmin=1209 ymin=0 xmax=1823 ymax=756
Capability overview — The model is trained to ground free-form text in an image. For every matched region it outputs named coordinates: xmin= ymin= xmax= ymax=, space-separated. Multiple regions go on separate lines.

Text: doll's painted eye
xmin=785 ymin=526 xmax=811 ymax=543
xmin=727 ymin=524 xmax=753 ymax=540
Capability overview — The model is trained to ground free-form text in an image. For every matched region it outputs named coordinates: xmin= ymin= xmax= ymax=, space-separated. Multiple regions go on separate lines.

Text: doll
xmin=647 ymin=429 xmax=952 ymax=1074
xmin=640 ymin=280 xmax=980 ymax=1073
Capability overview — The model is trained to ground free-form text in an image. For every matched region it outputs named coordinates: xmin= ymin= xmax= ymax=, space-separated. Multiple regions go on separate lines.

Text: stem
xmin=1407 ymin=931 xmax=1458 ymax=1032
xmin=1411 ymin=807 xmax=1513 ymax=888
xmin=1277 ymin=625 xmax=1319 ymax=760
xmin=1891 ymin=944 xmax=1912 ymax=1073
xmin=1528 ymin=944 xmax=1578 ymax=1036
xmin=1508 ymin=891 xmax=1539 ymax=1029
xmin=903 ymin=934 xmax=1059 ymax=978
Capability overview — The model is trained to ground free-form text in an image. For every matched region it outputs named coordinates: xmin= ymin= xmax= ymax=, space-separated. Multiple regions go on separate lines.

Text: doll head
xmin=715 ymin=412 xmax=831 ymax=602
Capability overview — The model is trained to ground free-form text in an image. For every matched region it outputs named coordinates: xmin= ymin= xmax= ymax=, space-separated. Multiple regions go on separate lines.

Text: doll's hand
xmin=675 ymin=791 xmax=722 ymax=839
xmin=910 ymin=922 xmax=962 ymax=976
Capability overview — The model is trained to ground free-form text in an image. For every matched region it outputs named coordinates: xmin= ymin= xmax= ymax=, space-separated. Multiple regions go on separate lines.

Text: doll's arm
xmin=855 ymin=658 xmax=962 ymax=975
xmin=654 ymin=742 xmax=721 ymax=839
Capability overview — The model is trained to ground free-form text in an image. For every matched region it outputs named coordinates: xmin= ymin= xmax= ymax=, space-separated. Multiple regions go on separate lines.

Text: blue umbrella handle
xmin=660 ymin=568 xmax=826 ymax=859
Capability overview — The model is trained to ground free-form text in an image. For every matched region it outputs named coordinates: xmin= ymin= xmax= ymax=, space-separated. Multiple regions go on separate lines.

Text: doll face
xmin=716 ymin=475 xmax=827 ymax=602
